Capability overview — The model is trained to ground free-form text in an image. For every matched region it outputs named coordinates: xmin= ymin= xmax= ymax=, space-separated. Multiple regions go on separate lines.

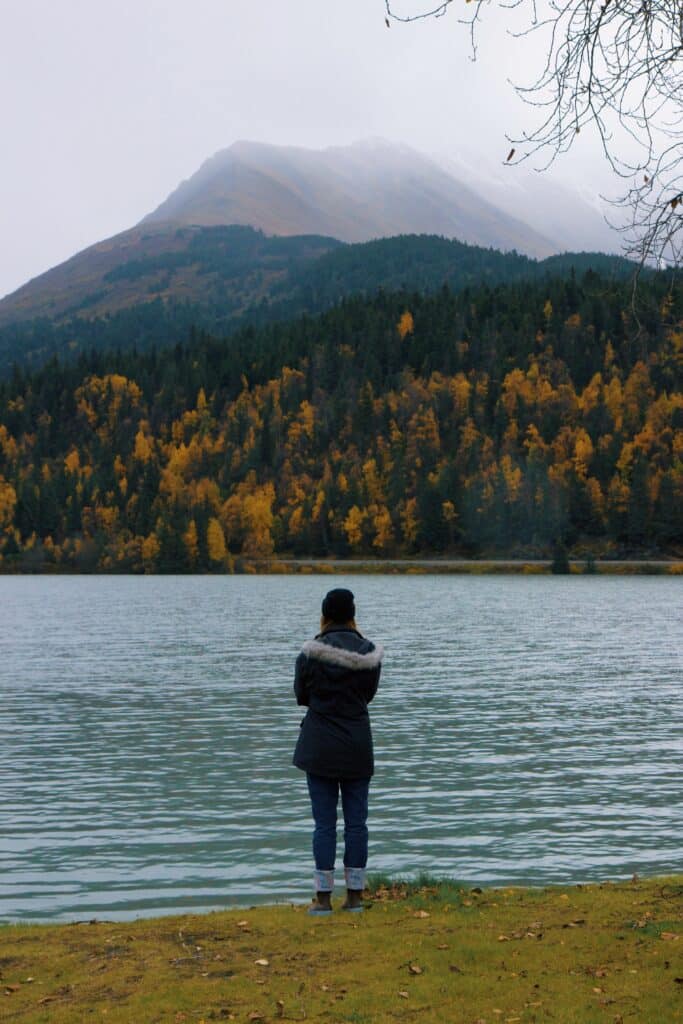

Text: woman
xmin=293 ymin=588 xmax=383 ymax=915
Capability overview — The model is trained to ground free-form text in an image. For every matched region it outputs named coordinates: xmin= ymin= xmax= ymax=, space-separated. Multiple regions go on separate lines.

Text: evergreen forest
xmin=0 ymin=270 xmax=681 ymax=572
xmin=0 ymin=229 xmax=636 ymax=373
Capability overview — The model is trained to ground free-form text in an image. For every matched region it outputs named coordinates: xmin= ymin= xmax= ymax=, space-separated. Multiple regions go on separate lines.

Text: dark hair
xmin=321 ymin=588 xmax=355 ymax=623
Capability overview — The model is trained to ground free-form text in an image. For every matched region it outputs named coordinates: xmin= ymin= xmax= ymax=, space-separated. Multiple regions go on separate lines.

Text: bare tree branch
xmin=385 ymin=0 xmax=683 ymax=267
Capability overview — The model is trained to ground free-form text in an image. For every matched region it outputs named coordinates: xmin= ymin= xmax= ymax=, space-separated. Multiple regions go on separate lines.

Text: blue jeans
xmin=306 ymin=773 xmax=370 ymax=892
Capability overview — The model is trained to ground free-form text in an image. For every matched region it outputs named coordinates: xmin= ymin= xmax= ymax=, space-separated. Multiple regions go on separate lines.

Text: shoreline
xmin=2 ymin=875 xmax=682 ymax=1022
xmin=269 ymin=557 xmax=683 ymax=576
xmin=2 ymin=557 xmax=682 ymax=576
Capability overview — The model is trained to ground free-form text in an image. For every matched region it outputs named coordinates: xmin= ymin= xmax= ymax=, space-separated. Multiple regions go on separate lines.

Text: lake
xmin=1 ymin=574 xmax=681 ymax=922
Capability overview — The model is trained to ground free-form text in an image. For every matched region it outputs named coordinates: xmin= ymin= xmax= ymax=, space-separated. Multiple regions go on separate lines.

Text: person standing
xmin=292 ymin=588 xmax=383 ymax=914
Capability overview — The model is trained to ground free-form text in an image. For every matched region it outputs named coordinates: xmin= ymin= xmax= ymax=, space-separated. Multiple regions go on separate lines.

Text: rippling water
xmin=1 ymin=574 xmax=681 ymax=922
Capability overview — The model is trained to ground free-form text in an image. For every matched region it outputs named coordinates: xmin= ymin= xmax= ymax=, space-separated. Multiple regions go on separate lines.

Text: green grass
xmin=1 ymin=876 xmax=683 ymax=1023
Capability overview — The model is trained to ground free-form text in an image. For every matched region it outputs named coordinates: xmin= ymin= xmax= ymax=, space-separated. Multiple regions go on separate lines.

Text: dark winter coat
xmin=292 ymin=627 xmax=383 ymax=780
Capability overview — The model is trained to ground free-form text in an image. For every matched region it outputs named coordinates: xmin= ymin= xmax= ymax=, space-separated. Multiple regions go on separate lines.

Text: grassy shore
xmin=2 ymin=557 xmax=683 ymax=576
xmin=263 ymin=559 xmax=683 ymax=576
xmin=2 ymin=877 xmax=682 ymax=1023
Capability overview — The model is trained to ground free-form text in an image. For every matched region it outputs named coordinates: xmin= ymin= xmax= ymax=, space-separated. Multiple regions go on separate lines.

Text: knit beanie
xmin=322 ymin=588 xmax=355 ymax=623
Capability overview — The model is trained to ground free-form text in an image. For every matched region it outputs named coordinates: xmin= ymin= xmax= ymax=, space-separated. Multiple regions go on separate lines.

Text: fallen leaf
xmin=237 ymin=920 xmax=249 ymax=927
xmin=436 ymin=944 xmax=448 ymax=949
xmin=559 ymin=894 xmax=570 ymax=901
xmin=254 ymin=958 xmax=270 ymax=967
xmin=37 ymin=996 xmax=57 ymax=1005
xmin=4 ymin=985 xmax=20 ymax=994
xmin=413 ymin=910 xmax=430 ymax=918
xmin=398 ymin=990 xmax=409 ymax=998
xmin=661 ymin=932 xmax=680 ymax=941
xmin=498 ymin=935 xmax=510 ymax=942
xmin=408 ymin=964 xmax=423 ymax=975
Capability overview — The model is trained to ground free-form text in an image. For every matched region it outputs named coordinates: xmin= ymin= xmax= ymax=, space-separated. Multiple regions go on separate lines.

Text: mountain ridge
xmin=0 ymin=229 xmax=637 ymax=373
xmin=141 ymin=139 xmax=557 ymax=257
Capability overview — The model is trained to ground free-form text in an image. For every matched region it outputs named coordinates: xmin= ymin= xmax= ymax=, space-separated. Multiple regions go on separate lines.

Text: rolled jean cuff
xmin=314 ymin=869 xmax=334 ymax=893
xmin=344 ymin=866 xmax=366 ymax=891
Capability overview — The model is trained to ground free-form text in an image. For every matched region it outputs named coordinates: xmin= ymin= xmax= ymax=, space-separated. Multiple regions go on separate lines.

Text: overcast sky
xmin=0 ymin=0 xmax=620 ymax=300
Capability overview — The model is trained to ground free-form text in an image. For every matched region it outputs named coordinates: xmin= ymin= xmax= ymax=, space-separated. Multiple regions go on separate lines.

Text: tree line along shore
xmin=0 ymin=272 xmax=681 ymax=574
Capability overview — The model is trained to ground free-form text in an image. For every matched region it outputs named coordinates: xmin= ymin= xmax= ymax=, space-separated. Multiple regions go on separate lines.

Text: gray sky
xmin=0 ymin=0 xmax=619 ymax=301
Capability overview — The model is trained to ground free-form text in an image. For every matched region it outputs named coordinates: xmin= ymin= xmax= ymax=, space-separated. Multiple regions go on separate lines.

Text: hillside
xmin=0 ymin=225 xmax=341 ymax=329
xmin=0 ymin=231 xmax=636 ymax=373
xmin=0 ymin=270 xmax=680 ymax=571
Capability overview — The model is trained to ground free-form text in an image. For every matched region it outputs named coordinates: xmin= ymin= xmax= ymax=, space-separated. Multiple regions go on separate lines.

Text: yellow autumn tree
xmin=372 ymin=505 xmax=394 ymax=553
xmin=343 ymin=505 xmax=365 ymax=550
xmin=0 ymin=477 xmax=17 ymax=531
xmin=397 ymin=310 xmax=414 ymax=339
xmin=184 ymin=520 xmax=199 ymax=566
xmin=207 ymin=517 xmax=228 ymax=567
xmin=64 ymin=449 xmax=80 ymax=475
xmin=242 ymin=484 xmax=276 ymax=558
xmin=141 ymin=533 xmax=160 ymax=573
xmin=133 ymin=428 xmax=154 ymax=463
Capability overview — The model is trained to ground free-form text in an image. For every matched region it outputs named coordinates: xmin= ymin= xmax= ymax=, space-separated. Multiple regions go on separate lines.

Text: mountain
xmin=143 ymin=138 xmax=557 ymax=256
xmin=0 ymin=138 xmax=636 ymax=371
xmin=0 ymin=138 xmax=572 ymax=331
xmin=438 ymin=152 xmax=623 ymax=257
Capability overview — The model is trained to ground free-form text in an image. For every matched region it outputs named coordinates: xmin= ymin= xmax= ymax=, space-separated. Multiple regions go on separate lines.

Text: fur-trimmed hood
xmin=301 ymin=638 xmax=384 ymax=671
